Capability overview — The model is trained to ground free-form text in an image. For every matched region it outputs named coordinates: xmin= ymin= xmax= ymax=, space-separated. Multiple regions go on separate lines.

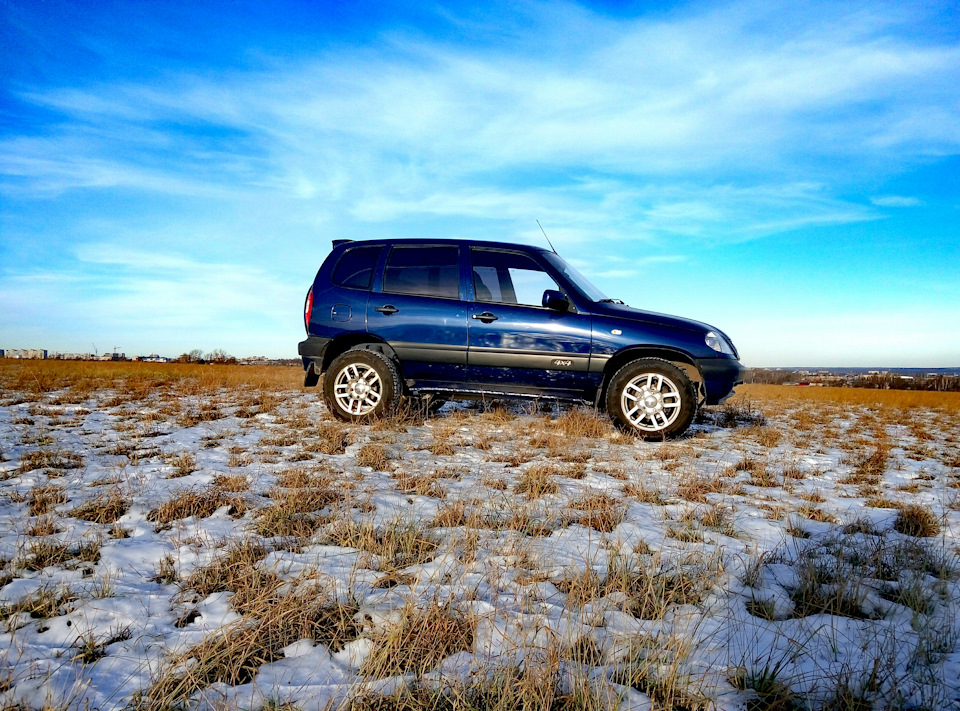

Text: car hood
xmin=589 ymin=301 xmax=714 ymax=333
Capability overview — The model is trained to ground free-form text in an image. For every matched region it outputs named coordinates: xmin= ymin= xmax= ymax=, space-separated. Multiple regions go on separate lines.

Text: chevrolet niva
xmin=299 ymin=239 xmax=743 ymax=439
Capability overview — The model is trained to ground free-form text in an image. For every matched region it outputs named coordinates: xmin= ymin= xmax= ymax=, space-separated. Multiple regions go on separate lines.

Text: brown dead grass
xmin=553 ymin=407 xmax=614 ymax=439
xmin=70 ymin=491 xmax=130 ymax=524
xmin=1 ymin=586 xmax=79 ymax=630
xmin=182 ymin=539 xmax=274 ymax=601
xmin=306 ymin=422 xmax=352 ymax=454
xmin=320 ymin=519 xmax=439 ymax=571
xmin=147 ymin=487 xmax=249 ymax=525
xmin=255 ymin=483 xmax=342 ymax=538
xmin=360 ymin=600 xmax=474 ymax=678
xmin=515 ymin=464 xmax=561 ymax=499
xmin=894 ymin=503 xmax=941 ymax=537
xmin=17 ymin=448 xmax=83 ymax=474
xmin=356 ymin=443 xmax=391 ymax=470
xmin=556 ymin=555 xmax=709 ymax=620
xmin=567 ymin=492 xmax=625 ymax=532
xmin=28 ymin=485 xmax=66 ymax=516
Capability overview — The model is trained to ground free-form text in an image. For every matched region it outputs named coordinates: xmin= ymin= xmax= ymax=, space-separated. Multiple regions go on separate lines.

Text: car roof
xmin=332 ymin=238 xmax=553 ymax=254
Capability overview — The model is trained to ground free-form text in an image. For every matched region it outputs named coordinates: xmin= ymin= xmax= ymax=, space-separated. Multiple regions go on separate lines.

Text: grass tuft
xmin=515 ymin=463 xmax=561 ymax=499
xmin=147 ymin=486 xmax=248 ymax=525
xmin=893 ymin=503 xmax=940 ymax=537
xmin=360 ymin=600 xmax=474 ymax=678
xmin=356 ymin=443 xmax=392 ymax=470
xmin=70 ymin=491 xmax=130 ymax=524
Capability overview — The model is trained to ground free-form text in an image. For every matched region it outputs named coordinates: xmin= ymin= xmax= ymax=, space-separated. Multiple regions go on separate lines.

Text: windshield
xmin=543 ymin=253 xmax=608 ymax=303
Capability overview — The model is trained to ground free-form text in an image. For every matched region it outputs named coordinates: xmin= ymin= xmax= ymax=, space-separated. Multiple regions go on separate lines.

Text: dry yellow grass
xmin=734 ymin=384 xmax=960 ymax=412
xmin=0 ymin=360 xmax=303 ymax=398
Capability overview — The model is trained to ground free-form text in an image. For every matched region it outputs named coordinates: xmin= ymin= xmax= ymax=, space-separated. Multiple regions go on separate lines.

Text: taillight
xmin=303 ymin=288 xmax=314 ymax=331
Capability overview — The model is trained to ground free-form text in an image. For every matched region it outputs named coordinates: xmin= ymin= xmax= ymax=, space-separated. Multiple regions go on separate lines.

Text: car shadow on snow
xmin=693 ymin=401 xmax=767 ymax=435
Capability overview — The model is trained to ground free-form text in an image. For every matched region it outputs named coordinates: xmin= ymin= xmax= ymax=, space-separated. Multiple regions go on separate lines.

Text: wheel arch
xmin=595 ymin=347 xmax=705 ymax=409
xmin=320 ymin=334 xmax=401 ymax=375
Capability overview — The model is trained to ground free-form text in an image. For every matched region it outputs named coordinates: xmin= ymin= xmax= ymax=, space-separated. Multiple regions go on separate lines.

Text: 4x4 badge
xmin=552 ymin=359 xmax=573 ymax=367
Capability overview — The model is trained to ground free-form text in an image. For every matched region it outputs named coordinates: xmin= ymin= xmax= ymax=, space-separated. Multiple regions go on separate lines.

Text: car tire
xmin=323 ymin=348 xmax=403 ymax=422
xmin=417 ymin=395 xmax=447 ymax=415
xmin=606 ymin=358 xmax=697 ymax=440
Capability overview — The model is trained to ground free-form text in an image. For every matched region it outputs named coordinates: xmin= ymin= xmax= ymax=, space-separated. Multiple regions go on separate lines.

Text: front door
xmin=466 ymin=247 xmax=593 ymax=396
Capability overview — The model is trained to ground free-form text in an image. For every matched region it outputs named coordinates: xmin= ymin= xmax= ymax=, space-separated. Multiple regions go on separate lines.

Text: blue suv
xmin=299 ymin=239 xmax=743 ymax=439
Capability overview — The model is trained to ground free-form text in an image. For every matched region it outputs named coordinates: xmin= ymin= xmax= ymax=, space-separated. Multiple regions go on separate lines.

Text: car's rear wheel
xmin=323 ymin=348 xmax=403 ymax=422
xmin=606 ymin=358 xmax=697 ymax=440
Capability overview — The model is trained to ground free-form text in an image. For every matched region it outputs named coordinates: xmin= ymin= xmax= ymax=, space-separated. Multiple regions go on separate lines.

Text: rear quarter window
xmin=332 ymin=246 xmax=381 ymax=289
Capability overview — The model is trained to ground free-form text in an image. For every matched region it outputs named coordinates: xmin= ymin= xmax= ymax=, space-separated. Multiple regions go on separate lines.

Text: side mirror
xmin=542 ymin=289 xmax=568 ymax=311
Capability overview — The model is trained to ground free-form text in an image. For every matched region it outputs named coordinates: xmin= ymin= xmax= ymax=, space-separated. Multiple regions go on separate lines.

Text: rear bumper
xmin=699 ymin=357 xmax=745 ymax=405
xmin=298 ymin=336 xmax=331 ymax=386
xmin=299 ymin=336 xmax=330 ymax=362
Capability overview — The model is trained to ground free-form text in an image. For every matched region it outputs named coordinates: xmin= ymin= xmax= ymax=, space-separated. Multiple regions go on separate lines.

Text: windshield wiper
xmin=599 ymin=298 xmax=625 ymax=304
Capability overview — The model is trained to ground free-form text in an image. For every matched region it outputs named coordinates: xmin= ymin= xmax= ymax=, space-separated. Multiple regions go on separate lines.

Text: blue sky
xmin=1 ymin=0 xmax=958 ymax=366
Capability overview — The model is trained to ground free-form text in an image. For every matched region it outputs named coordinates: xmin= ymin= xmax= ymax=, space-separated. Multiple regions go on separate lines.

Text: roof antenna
xmin=536 ymin=220 xmax=557 ymax=253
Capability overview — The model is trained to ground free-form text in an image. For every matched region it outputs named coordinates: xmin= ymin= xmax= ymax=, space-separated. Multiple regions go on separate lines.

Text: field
xmin=1 ymin=360 xmax=959 ymax=711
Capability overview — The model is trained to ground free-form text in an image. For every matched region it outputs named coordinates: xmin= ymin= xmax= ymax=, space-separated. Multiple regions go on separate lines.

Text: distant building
xmin=4 ymin=349 xmax=47 ymax=359
xmin=239 ymin=356 xmax=270 ymax=365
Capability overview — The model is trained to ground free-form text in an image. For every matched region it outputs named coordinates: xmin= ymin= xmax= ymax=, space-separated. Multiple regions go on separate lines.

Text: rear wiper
xmin=599 ymin=298 xmax=625 ymax=304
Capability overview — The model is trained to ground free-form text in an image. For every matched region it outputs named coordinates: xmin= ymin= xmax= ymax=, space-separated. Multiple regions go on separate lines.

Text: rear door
xmin=466 ymin=247 xmax=593 ymax=396
xmin=368 ymin=244 xmax=468 ymax=386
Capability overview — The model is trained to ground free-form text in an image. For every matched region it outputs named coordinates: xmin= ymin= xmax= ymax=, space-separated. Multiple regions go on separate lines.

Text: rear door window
xmin=332 ymin=246 xmax=381 ymax=290
xmin=383 ymin=246 xmax=460 ymax=299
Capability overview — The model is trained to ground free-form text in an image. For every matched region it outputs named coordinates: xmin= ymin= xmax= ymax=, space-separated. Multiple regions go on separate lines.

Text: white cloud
xmin=871 ymin=195 xmax=924 ymax=207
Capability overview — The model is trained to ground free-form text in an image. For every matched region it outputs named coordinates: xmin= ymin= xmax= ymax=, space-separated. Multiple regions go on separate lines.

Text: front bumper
xmin=699 ymin=357 xmax=745 ymax=405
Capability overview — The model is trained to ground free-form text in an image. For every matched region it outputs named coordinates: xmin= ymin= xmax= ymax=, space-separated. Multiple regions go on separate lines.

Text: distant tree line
xmin=745 ymin=368 xmax=960 ymax=392
xmin=745 ymin=369 xmax=803 ymax=385
xmin=176 ymin=349 xmax=237 ymax=365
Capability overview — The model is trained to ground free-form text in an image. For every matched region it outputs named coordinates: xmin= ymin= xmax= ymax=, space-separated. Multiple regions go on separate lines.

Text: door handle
xmin=374 ymin=305 xmax=399 ymax=315
xmin=472 ymin=311 xmax=498 ymax=323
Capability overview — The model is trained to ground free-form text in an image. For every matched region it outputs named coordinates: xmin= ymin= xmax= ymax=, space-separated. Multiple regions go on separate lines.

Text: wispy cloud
xmin=0 ymin=246 xmax=301 ymax=354
xmin=871 ymin=195 xmax=924 ymax=207
xmin=3 ymin=1 xmax=957 ymax=238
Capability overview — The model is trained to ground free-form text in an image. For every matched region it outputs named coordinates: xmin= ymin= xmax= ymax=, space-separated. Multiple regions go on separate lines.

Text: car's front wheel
xmin=323 ymin=348 xmax=403 ymax=422
xmin=606 ymin=358 xmax=697 ymax=440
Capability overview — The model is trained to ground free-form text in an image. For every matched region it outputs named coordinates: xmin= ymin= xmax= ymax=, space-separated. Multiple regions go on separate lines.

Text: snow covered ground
xmin=1 ymin=377 xmax=958 ymax=710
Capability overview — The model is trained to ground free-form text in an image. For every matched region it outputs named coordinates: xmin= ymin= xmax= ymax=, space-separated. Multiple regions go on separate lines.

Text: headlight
xmin=705 ymin=331 xmax=735 ymax=356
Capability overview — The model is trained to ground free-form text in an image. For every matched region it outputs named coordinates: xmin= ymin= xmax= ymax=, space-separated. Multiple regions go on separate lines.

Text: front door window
xmin=472 ymin=250 xmax=559 ymax=307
